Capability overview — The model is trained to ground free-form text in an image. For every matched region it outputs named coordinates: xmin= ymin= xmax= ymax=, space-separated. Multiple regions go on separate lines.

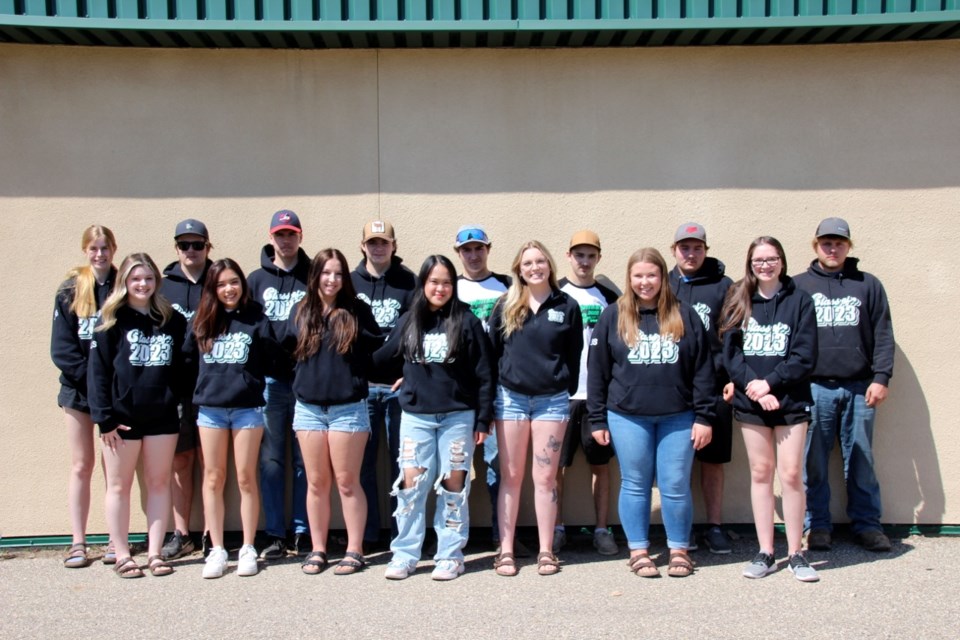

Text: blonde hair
xmin=62 ymin=225 xmax=117 ymax=318
xmin=98 ymin=253 xmax=173 ymax=330
xmin=617 ymin=248 xmax=684 ymax=346
xmin=499 ymin=240 xmax=559 ymax=338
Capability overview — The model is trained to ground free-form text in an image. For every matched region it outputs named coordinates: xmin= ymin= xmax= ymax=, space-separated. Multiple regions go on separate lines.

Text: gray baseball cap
xmin=815 ymin=217 xmax=851 ymax=239
xmin=674 ymin=222 xmax=707 ymax=243
xmin=174 ymin=218 xmax=209 ymax=239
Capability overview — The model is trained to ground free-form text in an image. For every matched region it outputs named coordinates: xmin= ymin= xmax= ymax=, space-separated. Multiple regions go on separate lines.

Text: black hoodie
xmin=88 ymin=306 xmax=188 ymax=434
xmin=284 ymin=300 xmax=382 ymax=406
xmin=184 ymin=303 xmax=281 ymax=408
xmin=587 ymin=303 xmax=716 ymax=431
xmin=51 ymin=268 xmax=117 ymax=393
xmin=793 ymin=258 xmax=894 ymax=385
xmin=489 ymin=289 xmax=583 ymax=396
xmin=669 ymin=257 xmax=734 ymax=380
xmin=722 ymin=277 xmax=818 ymax=416
xmin=373 ymin=304 xmax=496 ymax=433
xmin=161 ymin=260 xmax=212 ymax=322
xmin=248 ymin=245 xmax=311 ymax=380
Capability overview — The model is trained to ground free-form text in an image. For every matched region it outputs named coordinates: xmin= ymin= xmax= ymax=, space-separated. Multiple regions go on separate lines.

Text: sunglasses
xmin=177 ymin=240 xmax=207 ymax=251
xmin=456 ymin=229 xmax=489 ymax=245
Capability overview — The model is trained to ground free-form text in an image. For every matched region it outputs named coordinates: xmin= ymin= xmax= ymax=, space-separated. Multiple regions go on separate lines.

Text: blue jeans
xmin=607 ymin=410 xmax=696 ymax=551
xmin=259 ymin=378 xmax=308 ymax=538
xmin=478 ymin=425 xmax=500 ymax=539
xmin=804 ymin=379 xmax=883 ymax=534
xmin=360 ymin=385 xmax=402 ymax=541
xmin=390 ymin=410 xmax=476 ymax=564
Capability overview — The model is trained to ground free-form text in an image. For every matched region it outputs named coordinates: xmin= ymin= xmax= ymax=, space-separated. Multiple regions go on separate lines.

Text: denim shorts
xmin=494 ymin=385 xmax=569 ymax=422
xmin=293 ymin=399 xmax=371 ymax=433
xmin=197 ymin=406 xmax=265 ymax=430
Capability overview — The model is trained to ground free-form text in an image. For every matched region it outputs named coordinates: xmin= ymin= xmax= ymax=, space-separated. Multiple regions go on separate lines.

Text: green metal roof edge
xmin=2 ymin=13 xmax=960 ymax=34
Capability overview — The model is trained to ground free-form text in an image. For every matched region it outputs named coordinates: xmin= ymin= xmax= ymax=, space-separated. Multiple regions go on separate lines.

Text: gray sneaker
xmin=551 ymin=529 xmax=567 ymax=555
xmin=742 ymin=552 xmax=776 ymax=579
xmin=593 ymin=528 xmax=619 ymax=556
xmin=788 ymin=553 xmax=820 ymax=582
xmin=703 ymin=526 xmax=732 ymax=555
xmin=160 ymin=530 xmax=195 ymax=561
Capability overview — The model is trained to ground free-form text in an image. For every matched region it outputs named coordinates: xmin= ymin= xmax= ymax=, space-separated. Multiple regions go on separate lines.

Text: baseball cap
xmin=174 ymin=219 xmax=209 ymax=240
xmin=454 ymin=225 xmax=491 ymax=249
xmin=815 ymin=217 xmax=851 ymax=239
xmin=569 ymin=230 xmax=601 ymax=251
xmin=270 ymin=210 xmax=302 ymax=234
xmin=363 ymin=220 xmax=396 ymax=242
xmin=674 ymin=222 xmax=707 ymax=243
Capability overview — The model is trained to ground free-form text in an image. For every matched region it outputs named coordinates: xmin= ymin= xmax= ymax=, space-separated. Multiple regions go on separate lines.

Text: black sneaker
xmin=259 ymin=536 xmax=289 ymax=561
xmin=201 ymin=531 xmax=212 ymax=558
xmin=806 ymin=529 xmax=832 ymax=551
xmin=160 ymin=530 xmax=195 ymax=560
xmin=855 ymin=530 xmax=892 ymax=552
xmin=703 ymin=526 xmax=732 ymax=555
xmin=293 ymin=533 xmax=311 ymax=557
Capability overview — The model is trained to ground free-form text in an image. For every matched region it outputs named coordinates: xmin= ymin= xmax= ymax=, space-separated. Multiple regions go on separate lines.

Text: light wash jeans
xmin=360 ymin=385 xmax=403 ymax=541
xmin=389 ymin=410 xmax=476 ymax=565
xmin=804 ymin=379 xmax=883 ymax=535
xmin=259 ymin=378 xmax=308 ymax=538
xmin=607 ymin=409 xmax=696 ymax=551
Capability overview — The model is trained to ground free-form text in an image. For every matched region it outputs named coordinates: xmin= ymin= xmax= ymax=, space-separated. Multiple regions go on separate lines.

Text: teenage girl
xmin=720 ymin=236 xmax=819 ymax=582
xmin=88 ymin=253 xmax=187 ymax=578
xmin=489 ymin=240 xmax=583 ymax=577
xmin=587 ymin=248 xmax=715 ymax=578
xmin=187 ymin=259 xmax=279 ymax=579
xmin=51 ymin=225 xmax=118 ymax=568
xmin=375 ymin=255 xmax=495 ymax=581
xmin=286 ymin=248 xmax=381 ymax=576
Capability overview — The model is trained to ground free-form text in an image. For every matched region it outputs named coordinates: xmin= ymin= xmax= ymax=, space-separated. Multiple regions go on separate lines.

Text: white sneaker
xmin=202 ymin=546 xmax=228 ymax=579
xmin=237 ymin=544 xmax=259 ymax=577
xmin=384 ymin=559 xmax=417 ymax=580
xmin=431 ymin=560 xmax=465 ymax=581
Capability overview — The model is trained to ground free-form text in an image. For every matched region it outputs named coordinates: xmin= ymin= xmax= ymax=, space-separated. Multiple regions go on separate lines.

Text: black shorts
xmin=175 ymin=399 xmax=200 ymax=453
xmin=116 ymin=416 xmax=180 ymax=440
xmin=695 ymin=397 xmax=733 ymax=465
xmin=559 ymin=399 xmax=615 ymax=468
xmin=58 ymin=384 xmax=90 ymax=414
xmin=735 ymin=407 xmax=810 ymax=428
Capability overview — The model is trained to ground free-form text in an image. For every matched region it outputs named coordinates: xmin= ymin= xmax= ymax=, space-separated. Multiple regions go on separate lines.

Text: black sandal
xmin=301 ymin=551 xmax=328 ymax=575
xmin=334 ymin=551 xmax=367 ymax=576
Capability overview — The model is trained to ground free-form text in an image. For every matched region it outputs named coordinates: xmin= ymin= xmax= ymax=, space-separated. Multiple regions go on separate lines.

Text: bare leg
xmin=170 ymin=449 xmax=196 ymax=536
xmin=298 ymin=431 xmax=332 ymax=554
xmin=496 ymin=419 xmax=530 ymax=556
xmin=233 ymin=428 xmax=264 ymax=547
xmin=102 ymin=436 xmax=142 ymax=561
xmin=198 ymin=428 xmax=229 ymax=548
xmin=775 ymin=423 xmax=809 ymax=555
xmin=741 ymin=424 xmax=776 ymax=554
xmin=328 ymin=431 xmax=368 ymax=556
xmin=530 ymin=420 xmax=567 ymax=553
xmin=591 ymin=464 xmax=611 ymax=529
xmin=141 ymin=435 xmax=178 ymax=558
xmin=700 ymin=462 xmax=725 ymax=526
xmin=65 ymin=408 xmax=96 ymax=545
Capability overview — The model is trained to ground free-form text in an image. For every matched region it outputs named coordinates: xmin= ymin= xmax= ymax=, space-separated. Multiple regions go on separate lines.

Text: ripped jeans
xmin=390 ymin=410 xmax=476 ymax=565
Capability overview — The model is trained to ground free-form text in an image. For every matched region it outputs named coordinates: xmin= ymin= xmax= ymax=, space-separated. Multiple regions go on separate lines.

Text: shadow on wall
xmin=884 ymin=346 xmax=942 ymax=525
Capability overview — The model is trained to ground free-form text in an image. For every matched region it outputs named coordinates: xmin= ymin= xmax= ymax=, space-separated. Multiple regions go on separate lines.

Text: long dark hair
xmin=720 ymin=236 xmax=788 ymax=335
xmin=192 ymin=258 xmax=250 ymax=353
xmin=401 ymin=255 xmax=465 ymax=364
xmin=295 ymin=248 xmax=360 ymax=359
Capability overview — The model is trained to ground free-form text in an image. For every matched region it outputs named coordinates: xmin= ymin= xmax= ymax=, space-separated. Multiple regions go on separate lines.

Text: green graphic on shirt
xmin=581 ymin=304 xmax=604 ymax=327
xmin=470 ymin=298 xmax=499 ymax=321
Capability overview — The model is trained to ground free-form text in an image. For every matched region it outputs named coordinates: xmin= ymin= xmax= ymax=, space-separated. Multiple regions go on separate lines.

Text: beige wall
xmin=1 ymin=41 xmax=957 ymax=537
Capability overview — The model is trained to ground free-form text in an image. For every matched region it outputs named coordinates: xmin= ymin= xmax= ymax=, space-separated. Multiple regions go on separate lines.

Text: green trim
xmin=1 ymin=533 xmax=146 ymax=549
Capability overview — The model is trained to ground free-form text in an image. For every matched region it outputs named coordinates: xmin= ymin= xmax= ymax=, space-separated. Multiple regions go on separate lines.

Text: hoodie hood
xmin=161 ymin=259 xmax=212 ymax=320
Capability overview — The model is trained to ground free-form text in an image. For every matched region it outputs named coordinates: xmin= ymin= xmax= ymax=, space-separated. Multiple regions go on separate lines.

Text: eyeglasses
xmin=751 ymin=257 xmax=781 ymax=267
xmin=456 ymin=229 xmax=489 ymax=245
xmin=177 ymin=240 xmax=207 ymax=251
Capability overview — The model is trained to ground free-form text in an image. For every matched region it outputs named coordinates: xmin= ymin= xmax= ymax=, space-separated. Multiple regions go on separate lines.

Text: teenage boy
xmin=453 ymin=225 xmax=528 ymax=554
xmin=352 ymin=220 xmax=417 ymax=548
xmin=796 ymin=217 xmax=895 ymax=552
xmin=159 ymin=219 xmax=212 ymax=560
xmin=554 ymin=230 xmax=619 ymax=556
xmin=248 ymin=210 xmax=311 ymax=560
xmin=669 ymin=222 xmax=735 ymax=554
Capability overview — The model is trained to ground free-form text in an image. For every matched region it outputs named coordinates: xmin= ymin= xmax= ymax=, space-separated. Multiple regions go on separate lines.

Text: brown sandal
xmin=102 ymin=540 xmax=117 ymax=565
xmin=493 ymin=552 xmax=517 ymax=577
xmin=667 ymin=551 xmax=694 ymax=578
xmin=114 ymin=556 xmax=143 ymax=579
xmin=64 ymin=543 xmax=88 ymax=569
xmin=537 ymin=551 xmax=560 ymax=576
xmin=628 ymin=553 xmax=660 ymax=578
xmin=147 ymin=554 xmax=174 ymax=577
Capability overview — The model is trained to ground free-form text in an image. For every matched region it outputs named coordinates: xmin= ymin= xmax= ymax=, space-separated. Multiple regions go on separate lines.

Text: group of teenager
xmin=52 ymin=211 xmax=895 ymax=583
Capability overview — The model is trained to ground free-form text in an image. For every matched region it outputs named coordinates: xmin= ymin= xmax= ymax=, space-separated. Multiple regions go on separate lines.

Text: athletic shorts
xmin=559 ymin=399 xmax=614 ymax=467
xmin=695 ymin=397 xmax=733 ymax=465
xmin=735 ymin=407 xmax=810 ymax=428
xmin=58 ymin=384 xmax=90 ymax=414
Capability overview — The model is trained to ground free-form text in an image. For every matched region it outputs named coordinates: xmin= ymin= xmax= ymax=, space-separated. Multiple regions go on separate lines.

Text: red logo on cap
xmin=686 ymin=226 xmax=698 ymax=232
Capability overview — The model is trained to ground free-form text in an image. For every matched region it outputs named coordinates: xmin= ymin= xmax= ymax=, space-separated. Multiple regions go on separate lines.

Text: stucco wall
xmin=1 ymin=41 xmax=956 ymax=537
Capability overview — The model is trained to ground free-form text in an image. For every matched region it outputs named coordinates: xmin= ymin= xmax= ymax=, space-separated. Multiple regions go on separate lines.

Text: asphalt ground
xmin=1 ymin=529 xmax=957 ymax=639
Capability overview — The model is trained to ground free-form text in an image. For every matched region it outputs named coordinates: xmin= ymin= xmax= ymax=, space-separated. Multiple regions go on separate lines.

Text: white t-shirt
xmin=559 ymin=278 xmax=618 ymax=400
xmin=458 ymin=273 xmax=510 ymax=333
